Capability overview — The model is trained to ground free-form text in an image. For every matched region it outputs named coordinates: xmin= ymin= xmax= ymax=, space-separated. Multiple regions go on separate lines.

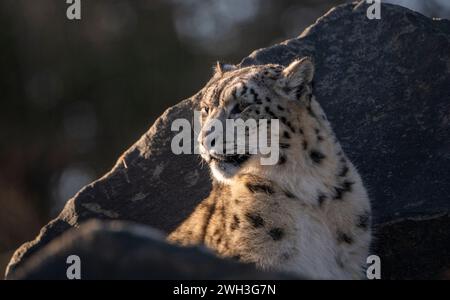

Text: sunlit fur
xmin=168 ymin=58 xmax=372 ymax=279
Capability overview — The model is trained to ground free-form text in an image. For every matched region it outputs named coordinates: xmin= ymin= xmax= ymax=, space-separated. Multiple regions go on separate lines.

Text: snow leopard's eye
xmin=201 ymin=106 xmax=210 ymax=116
xmin=230 ymin=103 xmax=242 ymax=115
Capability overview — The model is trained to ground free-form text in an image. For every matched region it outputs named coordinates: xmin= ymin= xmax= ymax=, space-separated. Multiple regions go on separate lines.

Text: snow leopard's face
xmin=197 ymin=58 xmax=317 ymax=183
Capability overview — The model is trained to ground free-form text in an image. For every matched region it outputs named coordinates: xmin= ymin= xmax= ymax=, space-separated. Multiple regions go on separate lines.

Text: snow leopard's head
xmin=197 ymin=57 xmax=319 ymax=183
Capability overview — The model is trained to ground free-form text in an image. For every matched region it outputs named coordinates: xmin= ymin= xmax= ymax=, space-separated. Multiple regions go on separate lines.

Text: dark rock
xmin=6 ymin=1 xmax=450 ymax=279
xmin=375 ymin=213 xmax=450 ymax=280
xmin=8 ymin=220 xmax=293 ymax=280
xmin=6 ymin=98 xmax=213 ymax=277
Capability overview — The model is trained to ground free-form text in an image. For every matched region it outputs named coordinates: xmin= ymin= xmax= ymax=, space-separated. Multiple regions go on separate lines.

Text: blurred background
xmin=1 ymin=0 xmax=449 ymax=275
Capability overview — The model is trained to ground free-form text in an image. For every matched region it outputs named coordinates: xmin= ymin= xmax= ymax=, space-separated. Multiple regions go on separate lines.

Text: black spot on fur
xmin=230 ymin=103 xmax=242 ymax=115
xmin=295 ymin=85 xmax=305 ymax=100
xmin=280 ymin=143 xmax=290 ymax=149
xmin=299 ymin=128 xmax=304 ymax=135
xmin=250 ymin=88 xmax=261 ymax=103
xmin=220 ymin=203 xmax=227 ymax=219
xmin=310 ymin=150 xmax=325 ymax=164
xmin=333 ymin=186 xmax=346 ymax=200
xmin=255 ymin=109 xmax=260 ymax=115
xmin=357 ymin=213 xmax=370 ymax=230
xmin=283 ymin=131 xmax=291 ymax=139
xmin=317 ymin=135 xmax=324 ymax=142
xmin=280 ymin=116 xmax=287 ymax=124
xmin=199 ymin=200 xmax=218 ymax=242
xmin=265 ymin=96 xmax=271 ymax=102
xmin=342 ymin=180 xmax=355 ymax=192
xmin=279 ymin=155 xmax=286 ymax=165
xmin=333 ymin=181 xmax=355 ymax=200
xmin=245 ymin=212 xmax=265 ymax=228
xmin=302 ymin=140 xmax=308 ymax=150
xmin=230 ymin=215 xmax=240 ymax=231
xmin=277 ymin=105 xmax=284 ymax=111
xmin=268 ymin=111 xmax=277 ymax=118
xmin=339 ymin=165 xmax=349 ymax=177
xmin=240 ymin=85 xmax=248 ymax=96
xmin=286 ymin=121 xmax=296 ymax=133
xmin=246 ymin=182 xmax=275 ymax=195
xmin=283 ymin=86 xmax=293 ymax=94
xmin=269 ymin=228 xmax=284 ymax=241
xmin=284 ymin=190 xmax=296 ymax=199
xmin=318 ymin=193 xmax=327 ymax=206
xmin=337 ymin=231 xmax=353 ymax=244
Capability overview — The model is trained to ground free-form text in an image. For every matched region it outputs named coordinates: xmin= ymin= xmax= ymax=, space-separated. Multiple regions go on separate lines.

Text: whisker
xmin=192 ymin=114 xmax=201 ymax=137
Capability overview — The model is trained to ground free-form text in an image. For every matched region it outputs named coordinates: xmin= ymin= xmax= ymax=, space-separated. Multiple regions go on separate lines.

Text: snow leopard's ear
xmin=214 ymin=61 xmax=237 ymax=76
xmin=276 ymin=57 xmax=314 ymax=99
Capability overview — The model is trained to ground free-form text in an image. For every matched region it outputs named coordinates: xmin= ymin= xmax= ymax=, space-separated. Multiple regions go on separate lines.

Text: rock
xmin=375 ymin=213 xmax=450 ymax=280
xmin=6 ymin=1 xmax=450 ymax=279
xmin=6 ymin=98 xmax=213 ymax=277
xmin=8 ymin=220 xmax=292 ymax=280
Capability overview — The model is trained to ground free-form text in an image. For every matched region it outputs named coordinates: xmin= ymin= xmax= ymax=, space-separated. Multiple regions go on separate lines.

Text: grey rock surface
xmin=9 ymin=220 xmax=293 ymax=280
xmin=6 ymin=1 xmax=450 ymax=279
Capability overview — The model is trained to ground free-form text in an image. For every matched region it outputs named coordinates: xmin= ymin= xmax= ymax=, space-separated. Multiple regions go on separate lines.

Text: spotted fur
xmin=168 ymin=58 xmax=372 ymax=279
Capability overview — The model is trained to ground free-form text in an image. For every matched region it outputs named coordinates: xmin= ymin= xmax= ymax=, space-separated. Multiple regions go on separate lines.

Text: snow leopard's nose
xmin=200 ymin=111 xmax=228 ymax=152
xmin=203 ymin=130 xmax=222 ymax=155
xmin=201 ymin=118 xmax=224 ymax=155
